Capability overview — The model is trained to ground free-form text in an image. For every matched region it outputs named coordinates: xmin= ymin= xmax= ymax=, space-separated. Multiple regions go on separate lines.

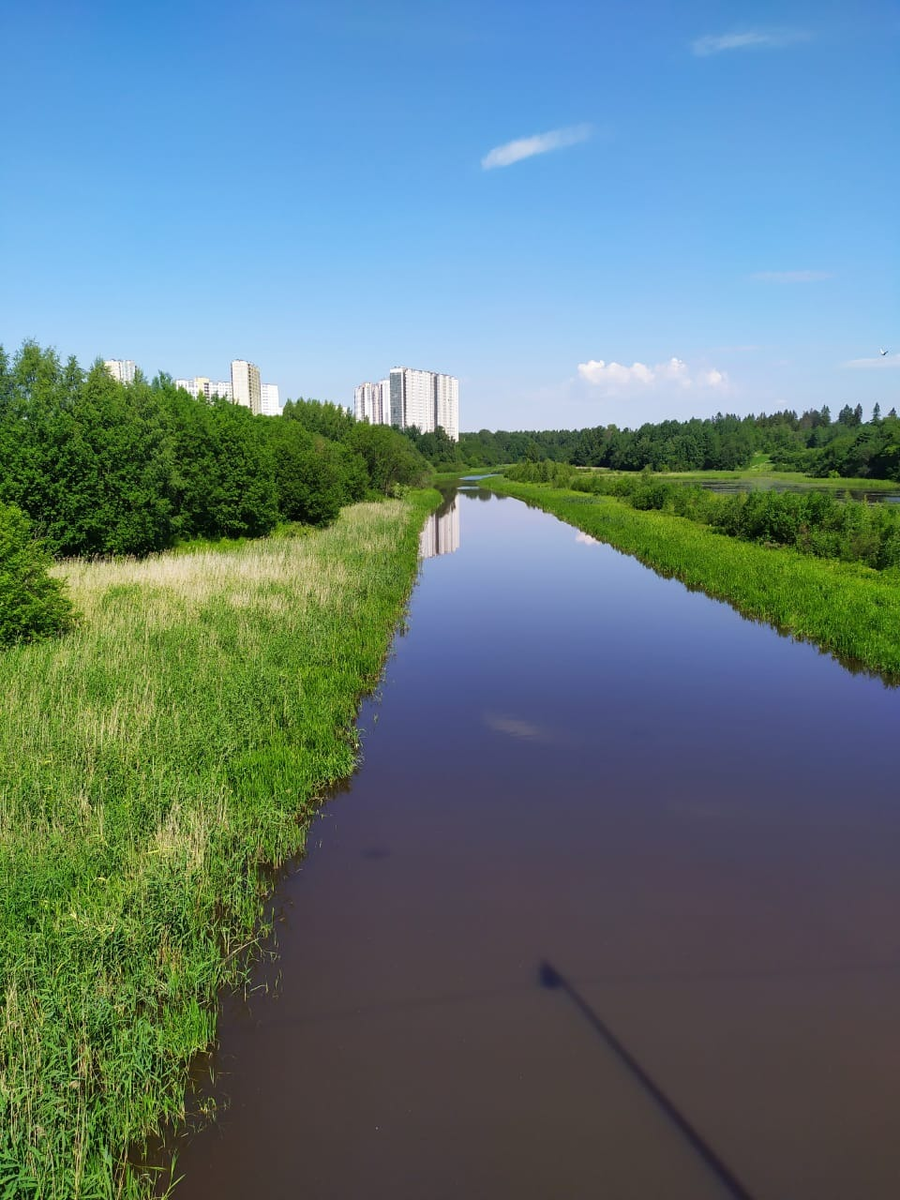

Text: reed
xmin=0 ymin=491 xmax=439 ymax=1198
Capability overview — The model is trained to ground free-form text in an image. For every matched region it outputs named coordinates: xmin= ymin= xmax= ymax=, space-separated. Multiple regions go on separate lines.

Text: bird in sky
xmin=879 ymin=348 xmax=889 ymax=356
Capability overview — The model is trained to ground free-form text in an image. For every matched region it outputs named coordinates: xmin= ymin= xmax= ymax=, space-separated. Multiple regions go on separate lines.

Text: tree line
xmin=405 ymin=404 xmax=900 ymax=479
xmin=0 ymin=342 xmax=427 ymax=561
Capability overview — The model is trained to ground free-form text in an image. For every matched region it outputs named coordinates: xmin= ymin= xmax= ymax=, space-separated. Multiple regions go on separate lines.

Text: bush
xmin=0 ymin=504 xmax=75 ymax=647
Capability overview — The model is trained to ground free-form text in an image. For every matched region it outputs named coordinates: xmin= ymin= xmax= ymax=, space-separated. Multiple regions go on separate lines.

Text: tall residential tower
xmin=355 ymin=366 xmax=459 ymax=440
xmin=231 ymin=360 xmax=262 ymax=415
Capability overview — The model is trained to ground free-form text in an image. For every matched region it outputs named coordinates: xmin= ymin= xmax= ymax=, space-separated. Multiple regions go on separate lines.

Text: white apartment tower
xmin=354 ymin=379 xmax=391 ymax=425
xmin=231 ymin=360 xmax=262 ymax=415
xmin=104 ymin=359 xmax=136 ymax=384
xmin=434 ymin=373 xmax=459 ymax=442
xmin=373 ymin=366 xmax=458 ymax=440
xmin=260 ymin=383 xmax=281 ymax=416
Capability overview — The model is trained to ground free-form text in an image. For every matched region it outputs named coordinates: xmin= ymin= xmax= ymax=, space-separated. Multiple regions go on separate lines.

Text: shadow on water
xmin=538 ymin=961 xmax=756 ymax=1200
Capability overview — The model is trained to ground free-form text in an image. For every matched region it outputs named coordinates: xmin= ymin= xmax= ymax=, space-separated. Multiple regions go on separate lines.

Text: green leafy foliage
xmin=0 ymin=504 xmax=75 ymax=647
xmin=411 ymin=406 xmax=900 ymax=481
xmin=0 ymin=344 xmax=429 ymax=559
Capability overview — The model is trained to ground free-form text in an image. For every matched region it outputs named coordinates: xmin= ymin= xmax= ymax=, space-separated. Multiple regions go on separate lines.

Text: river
xmin=165 ymin=484 xmax=900 ymax=1200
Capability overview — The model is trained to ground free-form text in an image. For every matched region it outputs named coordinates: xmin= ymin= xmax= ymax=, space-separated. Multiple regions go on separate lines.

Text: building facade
xmin=104 ymin=359 xmax=136 ymax=384
xmin=434 ymin=373 xmax=460 ymax=442
xmin=260 ymin=383 xmax=281 ymax=416
xmin=231 ymin=360 xmax=262 ymax=415
xmin=175 ymin=366 xmax=281 ymax=413
xmin=354 ymin=379 xmax=391 ymax=425
xmin=174 ymin=376 xmax=233 ymax=401
xmin=358 ymin=366 xmax=458 ymax=440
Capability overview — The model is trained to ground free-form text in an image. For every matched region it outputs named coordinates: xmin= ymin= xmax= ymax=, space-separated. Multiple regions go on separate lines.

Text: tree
xmin=348 ymin=423 xmax=427 ymax=494
xmin=168 ymin=393 xmax=278 ymax=540
xmin=0 ymin=503 xmax=75 ymax=647
xmin=266 ymin=420 xmax=348 ymax=525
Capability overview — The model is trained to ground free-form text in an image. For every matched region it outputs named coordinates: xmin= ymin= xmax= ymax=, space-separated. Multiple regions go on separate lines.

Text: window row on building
xmin=354 ymin=367 xmax=459 ymax=441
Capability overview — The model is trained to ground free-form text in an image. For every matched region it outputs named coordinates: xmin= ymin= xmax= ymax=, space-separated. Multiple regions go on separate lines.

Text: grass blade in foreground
xmin=0 ymin=491 xmax=438 ymax=1199
xmin=484 ymin=477 xmax=900 ymax=680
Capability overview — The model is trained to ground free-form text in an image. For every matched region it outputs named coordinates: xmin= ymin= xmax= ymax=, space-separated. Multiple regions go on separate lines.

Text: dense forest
xmin=410 ymin=404 xmax=900 ymax=479
xmin=0 ymin=342 xmax=427 ymax=560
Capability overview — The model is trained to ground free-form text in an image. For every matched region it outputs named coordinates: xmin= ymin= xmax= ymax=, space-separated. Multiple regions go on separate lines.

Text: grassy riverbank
xmin=0 ymin=491 xmax=439 ymax=1199
xmin=485 ymin=476 xmax=900 ymax=679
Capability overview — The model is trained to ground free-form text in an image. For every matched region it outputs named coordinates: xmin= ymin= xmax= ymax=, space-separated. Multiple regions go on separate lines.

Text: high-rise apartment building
xmin=260 ymin=383 xmax=281 ymax=416
xmin=231 ymin=360 xmax=262 ymax=415
xmin=390 ymin=367 xmax=437 ymax=432
xmin=353 ymin=379 xmax=391 ymax=425
xmin=434 ymin=373 xmax=459 ymax=442
xmin=104 ymin=359 xmax=136 ymax=384
xmin=362 ymin=366 xmax=458 ymax=440
xmin=175 ymin=363 xmax=280 ymax=414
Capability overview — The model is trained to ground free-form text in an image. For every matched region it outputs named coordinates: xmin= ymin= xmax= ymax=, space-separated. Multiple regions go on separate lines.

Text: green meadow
xmin=0 ymin=491 xmax=438 ymax=1199
xmin=486 ymin=476 xmax=900 ymax=680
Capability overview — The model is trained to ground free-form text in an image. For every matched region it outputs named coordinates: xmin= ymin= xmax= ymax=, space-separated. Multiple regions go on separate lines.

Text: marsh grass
xmin=0 ymin=491 xmax=438 ymax=1198
xmin=486 ymin=477 xmax=900 ymax=680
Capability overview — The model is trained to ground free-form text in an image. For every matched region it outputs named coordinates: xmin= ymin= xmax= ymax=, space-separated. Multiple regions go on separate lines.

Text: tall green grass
xmin=0 ymin=490 xmax=439 ymax=1198
xmin=486 ymin=476 xmax=900 ymax=680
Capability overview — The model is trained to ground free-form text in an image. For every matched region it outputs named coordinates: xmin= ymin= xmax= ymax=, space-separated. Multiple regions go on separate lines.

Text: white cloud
xmin=700 ymin=368 xmax=727 ymax=387
xmin=577 ymin=356 xmax=728 ymax=393
xmin=692 ymin=29 xmax=810 ymax=56
xmin=750 ymin=270 xmax=833 ymax=283
xmin=481 ymin=124 xmax=591 ymax=170
xmin=842 ymin=354 xmax=900 ymax=369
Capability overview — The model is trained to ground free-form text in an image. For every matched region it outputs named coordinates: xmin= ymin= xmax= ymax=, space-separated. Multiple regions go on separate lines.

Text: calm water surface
xmin=697 ymin=480 xmax=900 ymax=503
xmin=169 ymin=488 xmax=900 ymax=1200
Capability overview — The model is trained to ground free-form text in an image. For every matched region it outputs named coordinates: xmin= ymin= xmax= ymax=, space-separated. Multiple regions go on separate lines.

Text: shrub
xmin=0 ymin=504 xmax=75 ymax=647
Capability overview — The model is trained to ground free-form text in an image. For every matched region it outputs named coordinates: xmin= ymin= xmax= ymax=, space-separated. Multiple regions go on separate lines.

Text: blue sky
xmin=1 ymin=0 xmax=897 ymax=429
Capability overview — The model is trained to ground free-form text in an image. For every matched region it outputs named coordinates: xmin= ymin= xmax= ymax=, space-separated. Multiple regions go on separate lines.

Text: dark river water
xmin=167 ymin=485 xmax=900 ymax=1200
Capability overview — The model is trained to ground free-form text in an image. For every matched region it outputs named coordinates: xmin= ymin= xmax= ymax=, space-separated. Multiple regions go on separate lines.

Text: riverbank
xmin=484 ymin=476 xmax=900 ymax=679
xmin=0 ymin=491 xmax=439 ymax=1199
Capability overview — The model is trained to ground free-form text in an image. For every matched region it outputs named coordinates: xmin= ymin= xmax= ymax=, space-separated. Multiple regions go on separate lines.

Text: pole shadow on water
xmin=538 ymin=961 xmax=756 ymax=1200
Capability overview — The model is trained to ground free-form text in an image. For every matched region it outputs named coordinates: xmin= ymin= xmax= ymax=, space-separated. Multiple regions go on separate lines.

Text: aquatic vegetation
xmin=487 ymin=476 xmax=900 ymax=679
xmin=0 ymin=492 xmax=438 ymax=1198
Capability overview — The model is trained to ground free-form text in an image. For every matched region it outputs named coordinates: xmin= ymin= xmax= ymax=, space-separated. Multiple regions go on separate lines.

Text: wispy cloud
xmin=843 ymin=354 xmax=900 ymax=369
xmin=750 ymin=270 xmax=832 ymax=283
xmin=692 ymin=29 xmax=810 ymax=56
xmin=481 ymin=124 xmax=591 ymax=170
xmin=577 ymin=356 xmax=728 ymax=393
